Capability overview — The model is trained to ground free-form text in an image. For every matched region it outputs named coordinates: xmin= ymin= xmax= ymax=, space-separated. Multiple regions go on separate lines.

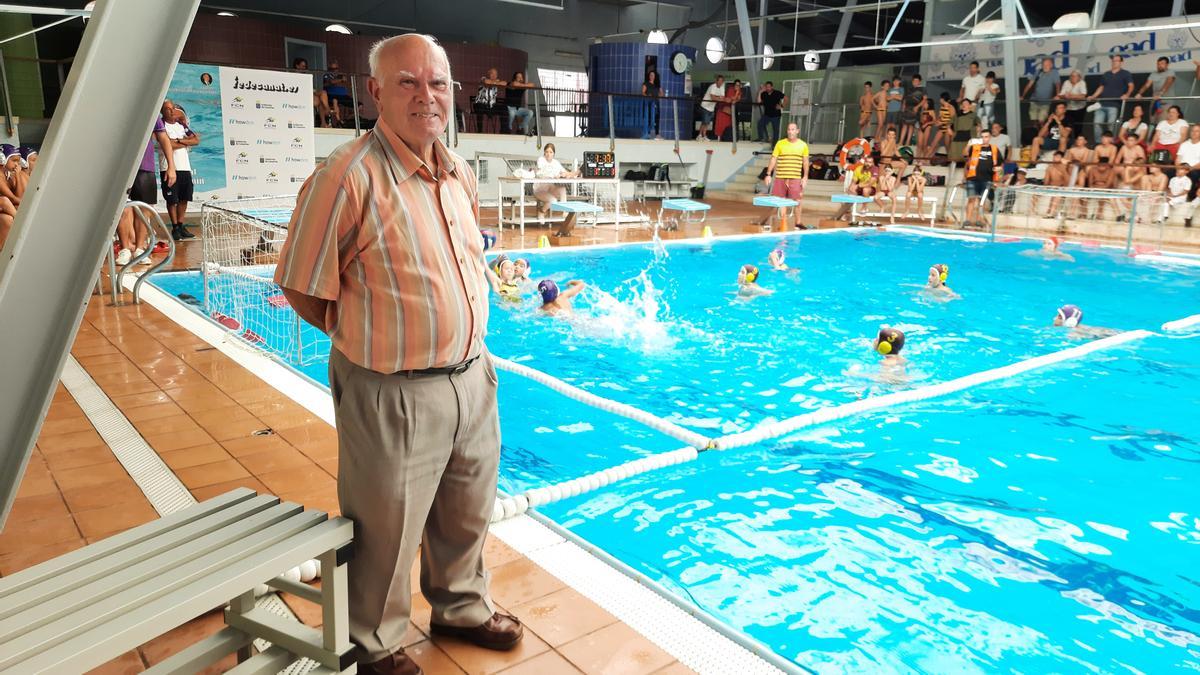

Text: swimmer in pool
xmin=496 ymin=259 xmax=521 ymax=301
xmin=1032 ymin=236 xmax=1075 ymax=262
xmin=1053 ymin=304 xmax=1120 ymax=340
xmin=514 ymin=257 xmax=532 ymax=282
xmin=538 ymin=278 xmax=585 ymax=315
xmin=490 ymin=253 xmax=509 ymax=276
xmin=924 ymin=263 xmax=959 ymax=299
xmin=737 ymin=264 xmax=773 ymax=297
xmin=768 ymin=249 xmax=788 ymax=271
xmin=873 ymin=326 xmax=908 ymax=381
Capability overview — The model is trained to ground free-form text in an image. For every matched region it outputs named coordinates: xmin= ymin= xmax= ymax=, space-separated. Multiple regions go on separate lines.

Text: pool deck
xmin=2 ymin=199 xmax=790 ymax=674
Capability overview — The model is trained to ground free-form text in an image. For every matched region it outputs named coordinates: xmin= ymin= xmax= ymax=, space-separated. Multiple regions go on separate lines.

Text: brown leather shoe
xmin=359 ymin=649 xmax=422 ymax=675
xmin=430 ymin=611 xmax=524 ymax=650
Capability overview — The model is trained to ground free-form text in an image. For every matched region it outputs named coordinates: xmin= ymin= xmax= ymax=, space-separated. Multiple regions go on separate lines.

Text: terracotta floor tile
xmin=220 ymin=432 xmax=294 ymax=458
xmin=8 ymin=492 xmax=70 ymax=523
xmin=164 ymin=385 xmax=236 ymax=412
xmin=434 ymin=625 xmax=551 ymax=675
xmin=123 ymin=401 xmax=187 ymax=423
xmin=559 ymin=623 xmax=675 ymax=675
xmin=43 ymin=444 xmax=118 ymax=473
xmin=53 ymin=462 xmax=134 ymax=492
xmin=408 ymin=640 xmax=467 ymax=674
xmin=279 ymin=589 xmax=325 ymax=628
xmin=651 ymin=662 xmax=697 ymax=674
xmin=42 ymin=405 xmax=87 ymax=422
xmin=38 ymin=415 xmax=96 ymax=437
xmin=484 ymin=536 xmax=523 ymax=570
xmin=84 ymin=649 xmax=144 ymax=675
xmin=486 ymin=558 xmax=567 ymax=608
xmin=15 ymin=467 xmax=58 ymax=499
xmin=111 ymin=390 xmax=173 ymax=410
xmin=189 ymin=477 xmax=271 ymax=501
xmin=159 ymin=444 xmax=234 ymax=470
xmin=190 ymin=406 xmax=271 ymax=442
xmin=242 ymin=397 xmax=308 ymax=419
xmin=237 ymin=446 xmax=315 ymax=475
xmin=37 ymin=428 xmax=105 ymax=455
xmin=273 ymin=423 xmax=337 ymax=447
xmin=73 ymin=498 xmax=159 ymax=539
xmin=174 ymin=459 xmax=252 ymax=489
xmin=98 ymin=379 xmax=164 ymax=397
xmin=133 ymin=413 xmax=204 ymax=437
xmin=76 ymin=352 xmax=132 ymax=367
xmin=61 ymin=477 xmax=144 ymax=512
xmin=71 ymin=342 xmax=120 ymax=357
xmin=292 ymin=438 xmax=340 ymax=462
xmin=257 ymin=410 xmax=322 ymax=431
xmin=278 ymin=485 xmax=340 ymax=516
xmin=510 ymin=587 xmax=618 ymax=648
xmin=257 ymin=463 xmax=335 ymax=495
xmin=0 ymin=537 xmax=86 ymax=576
xmin=144 ymin=427 xmax=217 ymax=453
xmin=316 ymin=457 xmax=338 ymax=477
xmin=496 ymin=650 xmax=583 ymax=675
xmin=0 ymin=514 xmax=81 ymax=556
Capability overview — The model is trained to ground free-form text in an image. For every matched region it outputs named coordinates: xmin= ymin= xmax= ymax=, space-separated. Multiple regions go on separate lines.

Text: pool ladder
xmin=94 ymin=200 xmax=176 ymax=306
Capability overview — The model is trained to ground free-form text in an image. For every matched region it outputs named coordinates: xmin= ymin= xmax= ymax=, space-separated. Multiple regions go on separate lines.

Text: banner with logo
xmin=163 ymin=63 xmax=226 ymax=200
xmin=925 ymin=17 xmax=1198 ymax=82
xmin=219 ymin=66 xmax=315 ymax=200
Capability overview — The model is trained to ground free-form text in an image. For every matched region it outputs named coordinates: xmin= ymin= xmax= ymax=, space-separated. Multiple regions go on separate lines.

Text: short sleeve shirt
xmin=1121 ymin=119 xmax=1148 ymax=140
xmin=141 ymin=115 xmax=166 ymax=172
xmin=961 ymin=74 xmax=986 ymax=101
xmin=1099 ymin=69 xmax=1133 ymax=100
xmin=1060 ymin=79 xmax=1088 ymax=110
xmin=760 ymin=90 xmax=785 ymax=118
xmin=887 ymin=87 xmax=903 ymax=112
xmin=701 ymin=83 xmax=725 ymax=112
xmin=1176 ymin=140 xmax=1200 ymax=166
xmin=1033 ymin=70 xmax=1060 ymax=100
xmin=771 ymin=138 xmax=809 ymax=179
xmin=1147 ymin=70 xmax=1172 ymax=95
xmin=1155 ymin=118 xmax=1189 ymax=145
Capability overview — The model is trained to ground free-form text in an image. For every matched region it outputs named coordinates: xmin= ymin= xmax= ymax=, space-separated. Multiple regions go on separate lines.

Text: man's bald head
xmin=369 ymin=34 xmax=450 ymax=80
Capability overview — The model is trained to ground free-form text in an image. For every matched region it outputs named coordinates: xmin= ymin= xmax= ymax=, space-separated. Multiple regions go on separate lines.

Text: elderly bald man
xmin=274 ymin=34 xmax=516 ymax=675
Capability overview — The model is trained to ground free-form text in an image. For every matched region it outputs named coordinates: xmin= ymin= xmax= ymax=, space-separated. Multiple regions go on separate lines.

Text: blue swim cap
xmin=538 ymin=279 xmax=559 ymax=303
xmin=481 ymin=229 xmax=497 ymax=250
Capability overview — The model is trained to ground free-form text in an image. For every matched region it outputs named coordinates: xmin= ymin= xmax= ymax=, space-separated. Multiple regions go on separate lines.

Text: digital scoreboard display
xmin=582 ymin=151 xmax=616 ymax=178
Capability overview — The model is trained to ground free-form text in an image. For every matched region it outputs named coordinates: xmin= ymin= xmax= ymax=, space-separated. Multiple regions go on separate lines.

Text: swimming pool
xmin=149 ymin=229 xmax=1200 ymax=672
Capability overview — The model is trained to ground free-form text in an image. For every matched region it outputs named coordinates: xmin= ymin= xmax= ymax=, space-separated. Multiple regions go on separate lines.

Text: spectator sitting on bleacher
xmin=1167 ymin=164 xmax=1193 ymax=219
xmin=506 ymin=71 xmax=535 ymax=136
xmin=1119 ymin=104 xmax=1150 ymax=147
xmin=1095 ymin=131 xmax=1118 ymax=164
xmin=1117 ymin=134 xmax=1147 ymax=189
xmin=1066 ymin=135 xmax=1092 ymax=185
xmin=294 ymin=58 xmax=333 ymax=129
xmin=1031 ymin=101 xmax=1071 ymax=160
xmin=1177 ymin=125 xmax=1200 ymax=201
xmin=322 ymin=59 xmax=353 ymax=127
xmin=1149 ymin=105 xmax=1188 ymax=162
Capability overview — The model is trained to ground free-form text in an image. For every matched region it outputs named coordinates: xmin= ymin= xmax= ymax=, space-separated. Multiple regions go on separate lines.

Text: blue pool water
xmin=149 ymin=230 xmax=1200 ymax=672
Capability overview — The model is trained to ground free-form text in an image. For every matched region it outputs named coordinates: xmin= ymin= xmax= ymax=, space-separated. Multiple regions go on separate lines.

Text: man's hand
xmin=165 ymin=168 xmax=176 ymax=187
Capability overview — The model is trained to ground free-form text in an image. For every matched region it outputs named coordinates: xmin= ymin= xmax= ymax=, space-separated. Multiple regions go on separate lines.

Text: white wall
xmin=314 ymin=128 xmax=767 ymax=197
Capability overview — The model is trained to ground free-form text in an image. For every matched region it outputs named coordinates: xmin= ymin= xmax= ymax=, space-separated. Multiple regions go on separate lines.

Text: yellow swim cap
xmin=877 ymin=340 xmax=893 ymax=355
xmin=934 ymin=263 xmax=949 ymax=283
xmin=742 ymin=264 xmax=759 ymax=283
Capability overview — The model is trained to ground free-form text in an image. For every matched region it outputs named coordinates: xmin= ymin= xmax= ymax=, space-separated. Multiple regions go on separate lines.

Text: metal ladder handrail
xmin=113 ymin=200 xmax=175 ymax=304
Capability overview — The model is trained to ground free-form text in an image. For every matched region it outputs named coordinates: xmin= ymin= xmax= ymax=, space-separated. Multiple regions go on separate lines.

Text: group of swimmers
xmin=729 ymin=236 xmax=1113 ymax=375
xmin=0 ymin=143 xmax=37 ymax=249
xmin=489 ymin=254 xmax=587 ymax=316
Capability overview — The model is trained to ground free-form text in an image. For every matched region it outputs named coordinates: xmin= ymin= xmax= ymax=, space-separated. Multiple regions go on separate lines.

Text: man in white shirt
xmin=960 ymin=61 xmax=986 ymax=103
xmin=698 ymin=75 xmax=725 ymax=141
xmin=161 ymin=103 xmax=200 ymax=241
xmin=1176 ymin=124 xmax=1200 ymax=203
xmin=976 ymin=71 xmax=1000 ymax=128
xmin=990 ymin=122 xmax=1011 ymax=165
xmin=1058 ymin=70 xmax=1088 ymax=136
xmin=1149 ymin=105 xmax=1189 ymax=161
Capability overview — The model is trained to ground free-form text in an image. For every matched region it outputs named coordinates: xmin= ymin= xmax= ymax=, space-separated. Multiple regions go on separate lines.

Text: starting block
xmin=659 ymin=198 xmax=711 ymax=231
xmin=753 ymin=195 xmax=800 ymax=231
xmin=548 ymin=200 xmax=604 ymax=238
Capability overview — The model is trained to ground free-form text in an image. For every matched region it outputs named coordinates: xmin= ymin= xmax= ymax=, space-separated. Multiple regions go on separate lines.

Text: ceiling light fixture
xmin=762 ymin=44 xmax=775 ymax=69
xmin=325 ymin=23 xmax=353 ymax=34
xmin=495 ymin=0 xmax=565 ymax=9
xmin=216 ymin=11 xmax=237 ymax=17
xmin=705 ymin=36 xmax=725 ymax=64
xmin=647 ymin=29 xmax=669 ymax=44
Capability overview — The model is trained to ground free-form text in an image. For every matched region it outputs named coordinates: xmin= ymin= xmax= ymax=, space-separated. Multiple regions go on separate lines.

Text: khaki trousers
xmin=329 ymin=349 xmax=500 ymax=661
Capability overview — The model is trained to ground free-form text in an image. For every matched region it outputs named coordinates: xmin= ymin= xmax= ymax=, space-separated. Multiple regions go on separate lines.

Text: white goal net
xmin=988 ymin=184 xmax=1170 ymax=251
xmin=200 ymin=195 xmax=329 ymax=365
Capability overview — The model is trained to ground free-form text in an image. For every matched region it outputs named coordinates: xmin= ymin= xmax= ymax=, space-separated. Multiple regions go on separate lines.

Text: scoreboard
xmin=581 ymin=151 xmax=616 ymax=178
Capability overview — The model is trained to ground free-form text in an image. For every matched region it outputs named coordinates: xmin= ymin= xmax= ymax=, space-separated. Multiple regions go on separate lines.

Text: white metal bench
xmin=0 ymin=488 xmax=355 ymax=674
xmin=658 ymin=198 xmax=711 ymax=230
xmin=851 ymin=195 xmax=938 ymax=226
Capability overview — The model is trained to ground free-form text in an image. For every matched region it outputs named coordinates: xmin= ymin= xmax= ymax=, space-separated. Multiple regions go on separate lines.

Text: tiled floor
xmin=3 ymin=202 xmax=804 ymax=673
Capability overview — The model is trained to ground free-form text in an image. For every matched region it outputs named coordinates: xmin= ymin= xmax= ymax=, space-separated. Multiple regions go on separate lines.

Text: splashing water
xmin=573 ymin=270 xmax=680 ymax=352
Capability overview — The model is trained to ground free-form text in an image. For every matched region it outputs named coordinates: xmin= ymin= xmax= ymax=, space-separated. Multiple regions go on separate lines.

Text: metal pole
xmin=733 ymin=0 xmax=760 ymax=93
xmin=607 ymin=94 xmax=615 ymax=152
xmin=533 ymin=87 xmax=542 ymax=149
xmin=815 ymin=0 xmax=858 ymax=108
xmin=1126 ymin=195 xmax=1138 ymax=253
xmin=0 ymin=0 xmax=202 ymax=528
xmin=672 ymin=98 xmax=679 ymax=155
xmin=999 ymin=0 xmax=1021 ymax=143
xmin=0 ymin=52 xmax=14 ymax=137
xmin=882 ymin=0 xmax=913 ymax=46
xmin=350 ymin=76 xmax=361 ymax=137
xmin=754 ymin=0 xmax=767 ymax=134
xmin=990 ymin=187 xmax=1000 ymax=241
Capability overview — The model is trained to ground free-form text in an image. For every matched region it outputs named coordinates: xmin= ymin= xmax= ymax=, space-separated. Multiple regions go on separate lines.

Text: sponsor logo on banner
xmin=265 ymin=171 xmax=280 ymax=184
xmin=285 ymin=156 xmax=308 ymax=164
xmin=234 ymin=151 xmax=251 ymax=165
xmin=259 ymin=156 xmax=278 ymax=164
xmin=219 ymin=65 xmax=314 ymax=197
xmin=228 ymin=118 xmax=254 ymax=126
xmin=229 ymin=96 xmax=246 ymax=110
xmin=263 ymin=117 xmax=278 ymax=129
xmin=282 ymin=103 xmax=306 ymax=111
xmin=287 ymin=122 xmax=307 ymax=129
xmin=256 ymin=138 xmax=281 ymax=146
xmin=290 ymin=137 xmax=305 ymax=149
xmin=232 ymin=173 xmax=255 ymax=182
xmin=290 ymin=176 xmax=306 ymax=183
xmin=228 ymin=139 xmax=249 ymax=146
xmin=255 ymin=101 xmax=275 ymax=110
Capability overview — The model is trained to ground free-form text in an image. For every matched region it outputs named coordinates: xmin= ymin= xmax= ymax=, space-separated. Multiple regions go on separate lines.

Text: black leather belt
xmin=401 ymin=355 xmax=479 ymax=378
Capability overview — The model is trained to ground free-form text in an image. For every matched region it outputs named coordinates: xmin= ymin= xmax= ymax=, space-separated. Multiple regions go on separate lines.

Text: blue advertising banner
xmin=164 ymin=62 xmax=226 ymax=199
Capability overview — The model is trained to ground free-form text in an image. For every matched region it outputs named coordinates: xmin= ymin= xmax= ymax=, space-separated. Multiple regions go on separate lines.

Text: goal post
xmin=199 ymin=195 xmax=330 ymax=365
xmin=988 ymin=184 xmax=1169 ymax=252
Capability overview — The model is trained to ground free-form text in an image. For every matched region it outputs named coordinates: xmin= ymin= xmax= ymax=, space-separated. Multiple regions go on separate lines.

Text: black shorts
xmin=965 ymin=176 xmax=991 ymax=197
xmin=128 ymin=169 xmax=157 ymax=204
xmin=162 ymin=170 xmax=193 ymax=205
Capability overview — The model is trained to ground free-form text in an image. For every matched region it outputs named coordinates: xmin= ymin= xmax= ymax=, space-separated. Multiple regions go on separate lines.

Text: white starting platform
xmin=549 ymin=200 xmax=606 ymax=240
xmin=842 ymin=194 xmax=938 ymax=226
xmin=658 ymin=198 xmax=711 ymax=230
xmin=753 ymin=195 xmax=799 ymax=230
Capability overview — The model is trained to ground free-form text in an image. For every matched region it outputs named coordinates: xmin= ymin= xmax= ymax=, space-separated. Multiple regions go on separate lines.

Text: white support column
xmin=0 ymin=0 xmax=201 ymax=527
xmin=733 ymin=0 xmax=760 ymax=92
xmin=1000 ymin=0 xmax=1022 ymax=141
xmin=815 ymin=0 xmax=858 ymax=106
